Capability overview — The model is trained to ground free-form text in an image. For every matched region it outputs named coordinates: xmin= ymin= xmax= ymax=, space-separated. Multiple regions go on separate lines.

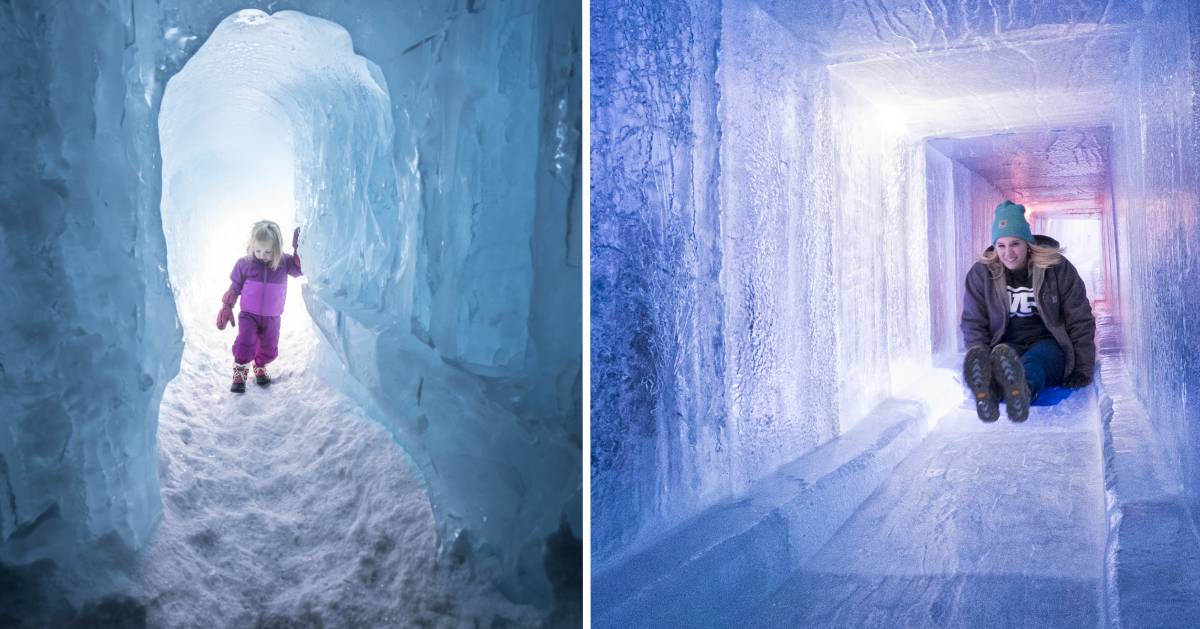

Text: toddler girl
xmin=216 ymin=220 xmax=303 ymax=393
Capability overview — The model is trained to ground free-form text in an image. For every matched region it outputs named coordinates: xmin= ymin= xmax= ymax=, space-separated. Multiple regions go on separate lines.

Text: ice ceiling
xmin=765 ymin=0 xmax=1138 ymax=117
xmin=812 ymin=3 xmax=1128 ymax=216
xmin=928 ymin=129 xmax=1111 ymax=216
xmin=826 ymin=25 xmax=1133 ymax=135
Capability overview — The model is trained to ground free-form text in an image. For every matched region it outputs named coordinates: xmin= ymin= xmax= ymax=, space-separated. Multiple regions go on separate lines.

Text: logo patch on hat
xmin=999 ymin=219 xmax=1008 ymax=227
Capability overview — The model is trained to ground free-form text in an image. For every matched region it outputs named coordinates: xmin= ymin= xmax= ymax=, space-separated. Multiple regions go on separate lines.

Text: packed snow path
xmin=138 ymin=321 xmax=538 ymax=628
xmin=749 ymin=356 xmax=1108 ymax=627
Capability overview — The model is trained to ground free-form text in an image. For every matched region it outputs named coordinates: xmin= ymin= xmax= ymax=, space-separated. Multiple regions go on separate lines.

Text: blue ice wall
xmin=2 ymin=0 xmax=579 ymax=608
xmin=592 ymin=0 xmax=946 ymax=568
xmin=957 ymin=164 xmax=1006 ymax=333
xmin=924 ymin=148 xmax=958 ymax=356
xmin=285 ymin=2 xmax=581 ymax=603
xmin=718 ymin=2 xmax=841 ymax=477
xmin=1110 ymin=0 xmax=1200 ymax=528
xmin=924 ymin=146 xmax=1004 ymax=356
xmin=0 ymin=1 xmax=182 ymax=602
xmin=590 ymin=0 xmax=725 ymax=566
xmin=827 ymin=78 xmax=937 ymax=427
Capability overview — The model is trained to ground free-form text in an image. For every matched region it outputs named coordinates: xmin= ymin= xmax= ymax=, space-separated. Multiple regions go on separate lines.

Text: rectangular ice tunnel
xmin=592 ymin=1 xmax=1200 ymax=622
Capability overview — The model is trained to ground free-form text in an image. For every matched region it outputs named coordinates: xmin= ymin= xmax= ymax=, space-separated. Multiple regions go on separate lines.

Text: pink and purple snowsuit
xmin=228 ymin=254 xmax=302 ymax=366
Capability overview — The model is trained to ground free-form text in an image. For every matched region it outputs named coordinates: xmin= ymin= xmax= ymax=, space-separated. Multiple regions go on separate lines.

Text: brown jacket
xmin=961 ymin=235 xmax=1096 ymax=378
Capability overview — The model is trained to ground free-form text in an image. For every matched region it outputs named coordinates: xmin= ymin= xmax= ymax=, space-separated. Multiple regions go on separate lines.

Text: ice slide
xmin=591 ymin=1 xmax=1200 ymax=627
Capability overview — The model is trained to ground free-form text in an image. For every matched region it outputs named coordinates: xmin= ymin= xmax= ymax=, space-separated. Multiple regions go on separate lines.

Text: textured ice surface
xmin=924 ymin=145 xmax=1005 ymax=356
xmin=1094 ymin=314 xmax=1200 ymax=627
xmin=149 ymin=15 xmax=535 ymax=625
xmin=1110 ymin=0 xmax=1200 ymax=532
xmin=593 ymin=0 xmax=1200 ymax=624
xmin=928 ymin=130 xmax=1112 ymax=217
xmin=594 ymin=370 xmax=963 ymax=629
xmin=750 ymin=388 xmax=1107 ymax=628
xmin=2 ymin=0 xmax=580 ymax=617
xmin=764 ymin=1 xmax=1141 ymax=137
xmin=0 ymin=0 xmax=183 ymax=606
xmin=591 ymin=0 xmax=732 ymax=566
xmin=173 ymin=2 xmax=580 ymax=608
xmin=592 ymin=0 xmax=931 ymax=565
xmin=144 ymin=325 xmax=541 ymax=627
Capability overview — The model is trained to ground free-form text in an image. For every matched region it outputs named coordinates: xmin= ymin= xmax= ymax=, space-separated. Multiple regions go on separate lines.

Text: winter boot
xmin=963 ymin=345 xmax=999 ymax=422
xmin=254 ymin=365 xmax=271 ymax=387
xmin=990 ymin=343 xmax=1031 ymax=422
xmin=231 ymin=363 xmax=249 ymax=394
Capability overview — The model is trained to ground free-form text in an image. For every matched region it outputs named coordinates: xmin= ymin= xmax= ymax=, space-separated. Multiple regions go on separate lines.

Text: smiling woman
xmin=961 ymin=200 xmax=1096 ymax=423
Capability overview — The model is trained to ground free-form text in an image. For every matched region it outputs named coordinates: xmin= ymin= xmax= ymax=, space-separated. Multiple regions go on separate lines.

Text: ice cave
xmin=1 ymin=2 xmax=581 ymax=627
xmin=592 ymin=0 xmax=1200 ymax=627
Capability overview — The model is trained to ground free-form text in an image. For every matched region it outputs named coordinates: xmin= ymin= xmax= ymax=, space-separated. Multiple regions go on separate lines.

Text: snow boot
xmin=254 ymin=365 xmax=271 ymax=387
xmin=964 ymin=345 xmax=999 ymax=422
xmin=990 ymin=343 xmax=1031 ymax=422
xmin=231 ymin=363 xmax=249 ymax=394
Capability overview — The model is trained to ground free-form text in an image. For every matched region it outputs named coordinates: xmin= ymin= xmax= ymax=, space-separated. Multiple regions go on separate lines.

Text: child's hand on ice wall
xmin=292 ymin=227 xmax=300 ymax=252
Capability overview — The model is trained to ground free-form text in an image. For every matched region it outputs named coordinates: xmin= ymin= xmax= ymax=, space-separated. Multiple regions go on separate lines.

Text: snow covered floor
xmin=749 ymin=365 xmax=1108 ymax=628
xmin=139 ymin=317 xmax=539 ymax=628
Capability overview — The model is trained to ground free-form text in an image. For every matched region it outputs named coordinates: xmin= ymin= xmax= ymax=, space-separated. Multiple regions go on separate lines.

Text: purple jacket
xmin=230 ymin=254 xmax=303 ymax=316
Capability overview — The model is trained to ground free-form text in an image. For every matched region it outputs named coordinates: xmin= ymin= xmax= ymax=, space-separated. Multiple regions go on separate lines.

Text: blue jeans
xmin=1017 ymin=339 xmax=1065 ymax=402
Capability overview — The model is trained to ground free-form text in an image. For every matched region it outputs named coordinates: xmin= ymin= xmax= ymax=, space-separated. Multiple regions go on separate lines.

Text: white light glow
xmin=874 ymin=103 xmax=910 ymax=133
xmin=160 ymin=71 xmax=312 ymax=362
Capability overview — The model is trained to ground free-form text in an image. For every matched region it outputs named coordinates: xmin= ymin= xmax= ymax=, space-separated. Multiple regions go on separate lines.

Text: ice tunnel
xmin=1 ymin=1 xmax=580 ymax=625
xmin=158 ymin=10 xmax=332 ymax=354
xmin=592 ymin=0 xmax=1200 ymax=627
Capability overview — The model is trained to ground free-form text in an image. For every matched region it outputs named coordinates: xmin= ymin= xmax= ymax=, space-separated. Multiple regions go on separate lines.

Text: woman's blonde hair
xmin=246 ymin=220 xmax=284 ymax=271
xmin=979 ymin=240 xmax=1063 ymax=277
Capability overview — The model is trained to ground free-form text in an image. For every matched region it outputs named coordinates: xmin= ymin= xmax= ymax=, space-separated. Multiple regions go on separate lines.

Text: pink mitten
xmin=217 ymin=288 xmax=239 ymax=330
xmin=217 ymin=305 xmax=235 ymax=330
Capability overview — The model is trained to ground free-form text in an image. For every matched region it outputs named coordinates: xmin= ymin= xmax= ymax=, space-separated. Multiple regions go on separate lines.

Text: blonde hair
xmin=979 ymin=240 xmax=1064 ymax=278
xmin=246 ymin=220 xmax=284 ymax=271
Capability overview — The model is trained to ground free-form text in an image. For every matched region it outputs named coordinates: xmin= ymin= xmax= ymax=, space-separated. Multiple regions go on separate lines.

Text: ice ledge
xmin=1096 ymin=354 xmax=1200 ymax=627
xmin=593 ymin=368 xmax=959 ymax=629
xmin=301 ymin=285 xmax=578 ymax=605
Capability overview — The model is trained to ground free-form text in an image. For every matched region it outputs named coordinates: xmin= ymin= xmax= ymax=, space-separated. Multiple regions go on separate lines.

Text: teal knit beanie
xmin=991 ymin=200 xmax=1033 ymax=243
